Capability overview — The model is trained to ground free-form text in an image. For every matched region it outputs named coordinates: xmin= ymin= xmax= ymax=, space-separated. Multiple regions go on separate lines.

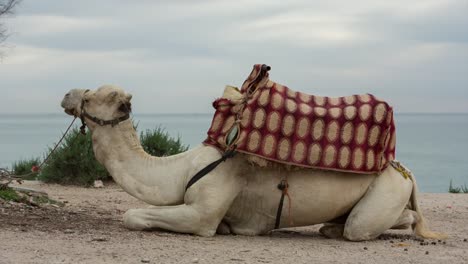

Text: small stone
xmin=141 ymin=258 xmax=150 ymax=263
xmin=390 ymin=240 xmax=394 ymax=243
xmin=404 ymin=248 xmax=408 ymax=251
xmin=91 ymin=237 xmax=108 ymax=242
xmin=64 ymin=229 xmax=75 ymax=234
xmin=192 ymin=258 xmax=199 ymax=263
xmin=363 ymin=247 xmax=368 ymax=250
xmin=425 ymin=251 xmax=429 ymax=255
xmin=28 ymin=197 xmax=39 ymax=207
xmin=431 ymin=242 xmax=437 ymax=245
xmin=93 ymin=180 xmax=104 ymax=188
xmin=464 ymin=239 xmax=467 ymax=242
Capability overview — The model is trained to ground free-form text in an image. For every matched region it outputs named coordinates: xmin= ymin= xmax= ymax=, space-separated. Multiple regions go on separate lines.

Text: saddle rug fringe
xmin=203 ymin=64 xmax=396 ymax=174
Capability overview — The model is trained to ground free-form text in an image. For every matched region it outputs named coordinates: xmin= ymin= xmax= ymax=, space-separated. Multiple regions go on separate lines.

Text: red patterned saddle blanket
xmin=203 ymin=64 xmax=396 ymax=174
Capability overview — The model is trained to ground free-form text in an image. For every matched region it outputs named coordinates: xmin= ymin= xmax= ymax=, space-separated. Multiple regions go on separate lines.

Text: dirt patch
xmin=0 ymin=200 xmax=120 ymax=234
xmin=1 ymin=181 xmax=467 ymax=264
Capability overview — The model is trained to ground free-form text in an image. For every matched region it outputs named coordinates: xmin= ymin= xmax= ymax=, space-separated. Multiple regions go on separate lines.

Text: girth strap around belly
xmin=185 ymin=149 xmax=237 ymax=191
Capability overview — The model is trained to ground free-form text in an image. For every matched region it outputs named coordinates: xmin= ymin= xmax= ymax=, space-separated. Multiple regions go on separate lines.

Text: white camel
xmin=60 ymin=85 xmax=444 ymax=241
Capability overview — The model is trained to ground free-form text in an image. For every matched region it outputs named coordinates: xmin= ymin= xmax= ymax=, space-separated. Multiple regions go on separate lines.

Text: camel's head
xmin=61 ymin=85 xmax=132 ymax=121
xmin=61 ymin=89 xmax=88 ymax=116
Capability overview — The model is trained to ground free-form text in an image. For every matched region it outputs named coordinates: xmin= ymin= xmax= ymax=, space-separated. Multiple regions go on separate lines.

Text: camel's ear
xmin=125 ymin=93 xmax=132 ymax=102
xmin=107 ymin=91 xmax=118 ymax=102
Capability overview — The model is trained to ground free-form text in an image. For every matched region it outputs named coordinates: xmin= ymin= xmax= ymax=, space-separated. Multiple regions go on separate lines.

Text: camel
xmin=60 ymin=85 xmax=444 ymax=241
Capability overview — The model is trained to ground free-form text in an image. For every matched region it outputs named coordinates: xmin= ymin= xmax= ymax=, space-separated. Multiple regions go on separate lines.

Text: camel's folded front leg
xmin=124 ymin=204 xmax=214 ymax=236
xmin=123 ymin=161 xmax=245 ymax=237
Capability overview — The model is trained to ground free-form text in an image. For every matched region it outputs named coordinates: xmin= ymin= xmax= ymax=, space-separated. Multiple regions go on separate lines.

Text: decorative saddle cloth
xmin=203 ymin=64 xmax=396 ymax=174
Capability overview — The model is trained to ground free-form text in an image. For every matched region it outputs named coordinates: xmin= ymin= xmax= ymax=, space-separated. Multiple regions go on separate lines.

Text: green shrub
xmin=462 ymin=184 xmax=468 ymax=194
xmin=140 ymin=127 xmax=189 ymax=156
xmin=35 ymin=126 xmax=188 ymax=186
xmin=38 ymin=128 xmax=110 ymax=186
xmin=448 ymin=179 xmax=468 ymax=193
xmin=449 ymin=180 xmax=460 ymax=193
xmin=12 ymin=158 xmax=40 ymax=180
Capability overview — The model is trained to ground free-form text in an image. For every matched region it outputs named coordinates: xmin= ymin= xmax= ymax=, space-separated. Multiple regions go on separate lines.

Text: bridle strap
xmin=79 ymin=90 xmax=130 ymax=134
xmin=82 ymin=111 xmax=130 ymax=127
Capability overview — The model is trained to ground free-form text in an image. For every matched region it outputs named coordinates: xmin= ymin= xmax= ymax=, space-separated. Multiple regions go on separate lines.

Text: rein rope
xmin=0 ymin=117 xmax=79 ymax=188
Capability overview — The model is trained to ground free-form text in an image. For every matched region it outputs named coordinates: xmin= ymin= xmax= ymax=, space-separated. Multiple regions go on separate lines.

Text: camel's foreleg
xmin=124 ymin=164 xmax=245 ymax=237
xmin=124 ymin=205 xmax=207 ymax=234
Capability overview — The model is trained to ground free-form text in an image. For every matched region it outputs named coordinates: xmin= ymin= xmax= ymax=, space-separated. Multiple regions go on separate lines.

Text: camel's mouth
xmin=64 ymin=108 xmax=76 ymax=116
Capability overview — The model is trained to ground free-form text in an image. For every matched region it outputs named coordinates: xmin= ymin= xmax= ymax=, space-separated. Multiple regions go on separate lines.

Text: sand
xmin=1 ymin=181 xmax=467 ymax=264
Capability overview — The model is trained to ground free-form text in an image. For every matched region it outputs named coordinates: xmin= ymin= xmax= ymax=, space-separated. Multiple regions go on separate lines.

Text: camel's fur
xmin=60 ymin=85 xmax=445 ymax=240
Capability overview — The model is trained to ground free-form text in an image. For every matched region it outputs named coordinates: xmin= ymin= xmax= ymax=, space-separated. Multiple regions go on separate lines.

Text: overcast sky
xmin=0 ymin=0 xmax=467 ymax=114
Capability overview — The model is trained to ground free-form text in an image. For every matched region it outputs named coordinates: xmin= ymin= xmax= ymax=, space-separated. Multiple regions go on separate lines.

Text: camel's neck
xmin=88 ymin=120 xmax=194 ymax=206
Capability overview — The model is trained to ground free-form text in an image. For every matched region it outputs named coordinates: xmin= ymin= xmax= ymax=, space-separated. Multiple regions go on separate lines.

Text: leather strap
xmin=275 ymin=179 xmax=289 ymax=229
xmin=185 ymin=148 xmax=237 ymax=191
xmin=82 ymin=111 xmax=130 ymax=127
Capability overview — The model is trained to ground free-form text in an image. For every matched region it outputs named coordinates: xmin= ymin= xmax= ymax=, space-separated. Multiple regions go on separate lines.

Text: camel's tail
xmin=408 ymin=170 xmax=447 ymax=240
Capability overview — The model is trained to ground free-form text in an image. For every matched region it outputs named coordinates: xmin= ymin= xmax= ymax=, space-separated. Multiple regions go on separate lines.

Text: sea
xmin=0 ymin=113 xmax=467 ymax=193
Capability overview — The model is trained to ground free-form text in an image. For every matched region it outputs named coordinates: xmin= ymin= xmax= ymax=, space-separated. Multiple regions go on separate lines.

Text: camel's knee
xmin=342 ymin=212 xmax=383 ymax=241
xmin=123 ymin=209 xmax=148 ymax=230
xmin=343 ymin=227 xmax=375 ymax=241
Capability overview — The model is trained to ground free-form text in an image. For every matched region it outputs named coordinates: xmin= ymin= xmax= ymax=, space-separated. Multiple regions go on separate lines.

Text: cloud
xmin=0 ymin=0 xmax=467 ymax=114
xmin=11 ymin=15 xmax=118 ymax=36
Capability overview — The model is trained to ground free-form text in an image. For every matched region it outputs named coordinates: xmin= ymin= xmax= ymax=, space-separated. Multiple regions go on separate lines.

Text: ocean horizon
xmin=1 ymin=112 xmax=467 ymax=193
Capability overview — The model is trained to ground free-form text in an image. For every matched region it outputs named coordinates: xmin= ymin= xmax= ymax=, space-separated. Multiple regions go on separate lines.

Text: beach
xmin=1 ymin=181 xmax=467 ymax=264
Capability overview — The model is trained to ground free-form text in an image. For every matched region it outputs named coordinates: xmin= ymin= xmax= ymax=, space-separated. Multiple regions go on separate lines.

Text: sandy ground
xmin=1 ymin=181 xmax=467 ymax=264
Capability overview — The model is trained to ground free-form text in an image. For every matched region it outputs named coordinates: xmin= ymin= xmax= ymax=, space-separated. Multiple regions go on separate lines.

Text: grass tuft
xmin=448 ymin=179 xmax=468 ymax=193
xmin=0 ymin=187 xmax=21 ymax=202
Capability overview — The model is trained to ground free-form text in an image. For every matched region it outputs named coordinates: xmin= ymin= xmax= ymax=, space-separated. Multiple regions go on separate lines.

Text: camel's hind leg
xmin=320 ymin=209 xmax=417 ymax=239
xmin=343 ymin=166 xmax=413 ymax=241
xmin=391 ymin=209 xmax=418 ymax=230
xmin=320 ymin=209 xmax=416 ymax=239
